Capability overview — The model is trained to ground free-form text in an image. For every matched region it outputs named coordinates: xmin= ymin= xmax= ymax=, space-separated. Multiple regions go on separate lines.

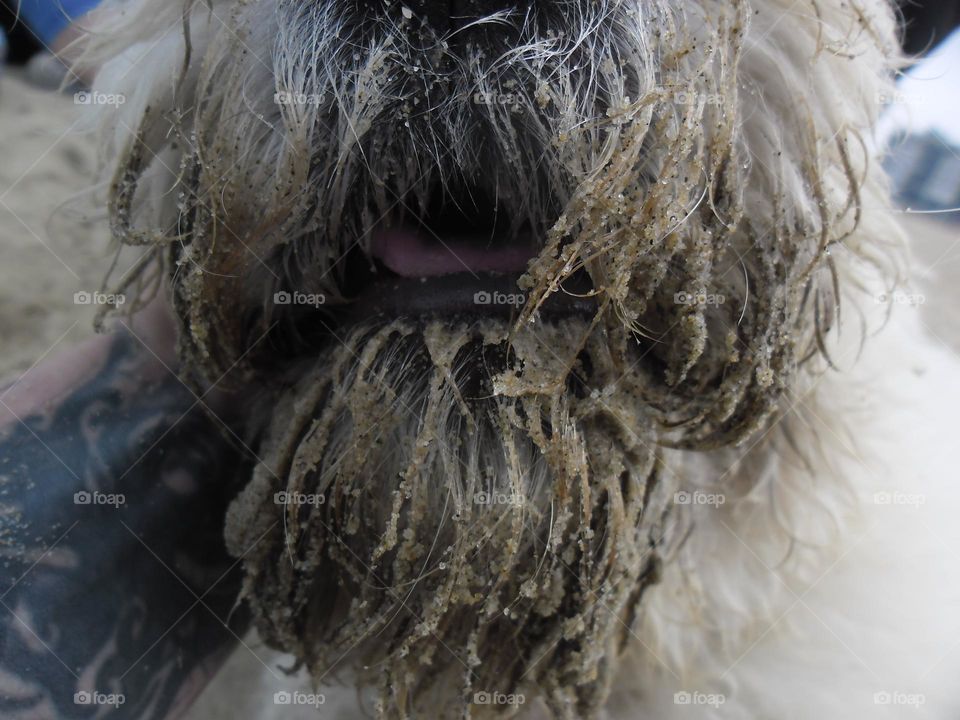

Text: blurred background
xmin=0 ymin=0 xmax=957 ymax=379
xmin=881 ymin=11 xmax=960 ymax=348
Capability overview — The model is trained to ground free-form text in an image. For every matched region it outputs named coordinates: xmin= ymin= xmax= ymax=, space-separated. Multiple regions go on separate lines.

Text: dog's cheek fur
xmin=619 ymin=0 xmax=912 ymax=701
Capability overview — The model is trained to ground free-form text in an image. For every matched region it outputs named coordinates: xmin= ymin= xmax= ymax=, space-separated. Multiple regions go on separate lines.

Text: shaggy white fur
xmin=77 ymin=0 xmax=960 ymax=717
xmin=190 ymin=305 xmax=960 ymax=718
xmin=622 ymin=310 xmax=960 ymax=719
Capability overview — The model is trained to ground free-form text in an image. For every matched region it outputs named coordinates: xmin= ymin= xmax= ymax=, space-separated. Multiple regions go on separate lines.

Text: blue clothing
xmin=17 ymin=0 xmax=102 ymax=46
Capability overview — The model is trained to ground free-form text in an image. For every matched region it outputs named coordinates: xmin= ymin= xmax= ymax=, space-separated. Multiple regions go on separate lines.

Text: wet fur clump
xmin=226 ymin=317 xmax=674 ymax=718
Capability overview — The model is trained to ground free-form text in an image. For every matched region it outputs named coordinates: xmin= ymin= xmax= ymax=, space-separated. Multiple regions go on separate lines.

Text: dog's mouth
xmin=369 ymin=182 xmax=538 ymax=279
xmin=330 ymin=181 xmax=593 ymax=321
xmin=369 ymin=227 xmax=536 ymax=278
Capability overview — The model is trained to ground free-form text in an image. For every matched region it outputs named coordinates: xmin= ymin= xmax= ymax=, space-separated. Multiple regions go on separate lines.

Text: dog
xmin=79 ymin=0 xmax=960 ymax=717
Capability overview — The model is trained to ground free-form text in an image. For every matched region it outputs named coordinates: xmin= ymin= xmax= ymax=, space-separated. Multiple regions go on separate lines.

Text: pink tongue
xmin=370 ymin=229 xmax=536 ymax=278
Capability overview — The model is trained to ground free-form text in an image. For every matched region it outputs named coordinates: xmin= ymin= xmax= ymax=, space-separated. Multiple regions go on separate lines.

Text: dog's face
xmin=92 ymin=0 xmax=900 ymax=715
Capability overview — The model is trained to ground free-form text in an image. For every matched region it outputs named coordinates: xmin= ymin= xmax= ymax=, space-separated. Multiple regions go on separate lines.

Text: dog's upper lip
xmin=369 ymin=227 xmax=538 ymax=277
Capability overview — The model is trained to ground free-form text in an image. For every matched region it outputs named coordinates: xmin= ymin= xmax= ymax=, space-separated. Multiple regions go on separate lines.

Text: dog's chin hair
xmin=225 ymin=316 xmax=675 ymax=719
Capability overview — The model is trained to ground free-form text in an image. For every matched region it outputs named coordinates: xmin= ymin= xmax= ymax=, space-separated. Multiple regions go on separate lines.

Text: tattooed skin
xmin=0 ymin=332 xmax=251 ymax=719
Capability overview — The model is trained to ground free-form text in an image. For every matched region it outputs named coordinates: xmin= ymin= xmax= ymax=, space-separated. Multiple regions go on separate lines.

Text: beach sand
xmin=0 ymin=69 xmax=127 ymax=379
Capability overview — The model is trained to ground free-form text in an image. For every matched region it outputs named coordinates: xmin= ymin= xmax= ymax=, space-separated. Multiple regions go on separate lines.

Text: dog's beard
xmin=226 ymin=315 xmax=673 ymax=718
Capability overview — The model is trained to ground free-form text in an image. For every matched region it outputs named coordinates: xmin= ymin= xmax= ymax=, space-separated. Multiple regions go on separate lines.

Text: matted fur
xmin=84 ymin=0 xmax=899 ymax=446
xmin=73 ymin=0 xmax=941 ymax=718
xmin=225 ymin=317 xmax=674 ymax=718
